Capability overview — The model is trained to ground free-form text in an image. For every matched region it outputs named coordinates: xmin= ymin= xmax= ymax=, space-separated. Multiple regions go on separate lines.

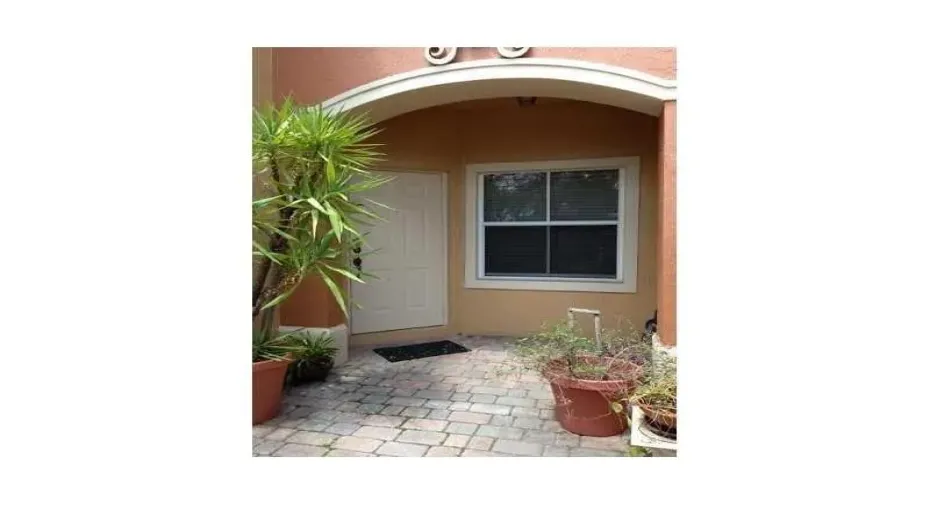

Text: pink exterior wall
xmin=272 ymin=47 xmax=676 ymax=106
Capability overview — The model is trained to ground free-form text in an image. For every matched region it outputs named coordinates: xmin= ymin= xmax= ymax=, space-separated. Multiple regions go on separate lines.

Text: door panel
xmin=350 ymin=171 xmax=445 ymax=334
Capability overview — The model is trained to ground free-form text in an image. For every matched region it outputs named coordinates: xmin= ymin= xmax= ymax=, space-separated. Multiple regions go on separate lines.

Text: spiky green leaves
xmin=252 ymin=97 xmax=390 ymax=317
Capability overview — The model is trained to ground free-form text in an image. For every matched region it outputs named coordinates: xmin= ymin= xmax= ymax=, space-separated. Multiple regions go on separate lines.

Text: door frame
xmin=347 ymin=169 xmax=449 ymax=334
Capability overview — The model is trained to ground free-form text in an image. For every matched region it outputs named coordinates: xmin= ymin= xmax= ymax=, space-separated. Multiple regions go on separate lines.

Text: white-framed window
xmin=464 ymin=157 xmax=639 ymax=293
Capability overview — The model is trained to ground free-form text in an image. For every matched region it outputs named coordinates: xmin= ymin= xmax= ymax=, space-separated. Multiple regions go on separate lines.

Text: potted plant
xmin=285 ymin=332 xmax=339 ymax=386
xmin=630 ymin=353 xmax=677 ymax=438
xmin=252 ymin=329 xmax=297 ymax=425
xmin=251 ymin=97 xmax=389 ymax=425
xmin=513 ymin=316 xmax=651 ymax=437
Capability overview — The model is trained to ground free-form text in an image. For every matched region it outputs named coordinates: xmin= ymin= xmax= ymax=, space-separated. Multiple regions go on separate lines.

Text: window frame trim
xmin=465 ymin=157 xmax=640 ymax=293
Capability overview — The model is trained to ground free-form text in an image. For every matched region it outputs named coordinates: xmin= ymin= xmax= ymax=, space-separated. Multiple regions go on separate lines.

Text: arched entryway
xmin=280 ymin=57 xmax=677 ymax=347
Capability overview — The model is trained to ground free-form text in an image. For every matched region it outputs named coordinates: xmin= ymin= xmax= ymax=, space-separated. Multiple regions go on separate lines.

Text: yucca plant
xmin=285 ymin=331 xmax=339 ymax=386
xmin=252 ymin=97 xmax=390 ymax=356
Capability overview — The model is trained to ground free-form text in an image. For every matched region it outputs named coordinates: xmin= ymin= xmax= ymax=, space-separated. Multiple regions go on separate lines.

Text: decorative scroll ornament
xmin=424 ymin=47 xmax=531 ymax=65
xmin=497 ymin=47 xmax=529 ymax=58
xmin=424 ymin=47 xmax=457 ymax=65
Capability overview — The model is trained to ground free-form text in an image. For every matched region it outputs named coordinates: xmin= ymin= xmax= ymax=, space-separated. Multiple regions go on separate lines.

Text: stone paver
xmin=379 ymin=405 xmax=405 ymax=416
xmin=386 ymin=397 xmax=426 ymax=407
xmin=465 ymin=436 xmax=494 ymax=451
xmin=424 ymin=400 xmax=453 ymax=409
xmin=265 ymin=428 xmax=296 ymax=441
xmin=522 ymin=430 xmax=557 ymax=445
xmin=470 ymin=403 xmax=512 ymax=416
xmin=461 ymin=449 xmax=511 ymax=457
xmin=448 ymin=411 xmax=492 ymax=424
xmin=492 ymin=439 xmax=544 ymax=457
xmin=353 ymin=426 xmax=402 ymax=441
xmin=376 ymin=442 xmax=428 ymax=457
xmin=553 ymin=432 xmax=582 ymax=447
xmin=476 ymin=425 xmax=525 ymax=441
xmin=569 ymin=448 xmax=623 ymax=457
xmin=445 ymin=422 xmax=478 ymax=435
xmin=325 ymin=449 xmax=376 ymax=457
xmin=580 ymin=435 xmax=629 ymax=451
xmin=253 ymin=440 xmax=284 ymax=455
xmin=286 ymin=431 xmax=338 ymax=446
xmin=470 ymin=386 xmax=508 ymax=396
xmin=358 ymin=386 xmax=393 ymax=395
xmin=427 ymin=409 xmax=451 ymax=420
xmin=361 ymin=414 xmax=405 ymax=428
xmin=401 ymin=418 xmax=449 ymax=432
xmin=360 ymin=394 xmax=390 ymax=404
xmin=323 ymin=422 xmax=361 ymax=436
xmin=333 ymin=412 xmax=367 ymax=424
xmin=400 ymin=407 xmax=430 ymax=418
xmin=356 ymin=403 xmax=387 ymax=414
xmin=415 ymin=389 xmax=453 ymax=400
xmin=490 ymin=415 xmax=515 ymax=426
xmin=254 ymin=335 xmax=638 ymax=458
xmin=513 ymin=417 xmax=543 ymax=430
xmin=528 ymin=389 xmax=553 ymax=400
xmin=542 ymin=446 xmax=570 ymax=457
xmin=496 ymin=396 xmax=537 ymax=408
xmin=443 ymin=434 xmax=471 ymax=448
xmin=510 ymin=407 xmax=541 ymax=418
xmin=332 ymin=436 xmax=383 ymax=453
xmin=272 ymin=443 xmax=328 ymax=457
xmin=297 ymin=420 xmax=332 ymax=432
xmin=469 ymin=393 xmax=497 ymax=404
xmin=253 ymin=425 xmax=276 ymax=438
xmin=397 ymin=429 xmax=447 ymax=446
xmin=425 ymin=446 xmax=461 ymax=457
xmin=335 ymin=401 xmax=361 ymax=412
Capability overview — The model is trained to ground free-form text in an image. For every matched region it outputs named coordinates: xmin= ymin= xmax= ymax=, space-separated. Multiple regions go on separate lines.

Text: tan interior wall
xmin=335 ymin=98 xmax=659 ymax=345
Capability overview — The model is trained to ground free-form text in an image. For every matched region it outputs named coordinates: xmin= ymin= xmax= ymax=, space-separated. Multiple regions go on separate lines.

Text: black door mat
xmin=372 ymin=340 xmax=471 ymax=362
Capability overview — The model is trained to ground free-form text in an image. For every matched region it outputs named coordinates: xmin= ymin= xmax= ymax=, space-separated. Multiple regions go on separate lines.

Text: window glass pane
xmin=549 ymin=225 xmax=617 ymax=277
xmin=550 ymin=170 xmax=619 ymax=221
xmin=483 ymin=172 xmax=546 ymax=222
xmin=484 ymin=226 xmax=547 ymax=276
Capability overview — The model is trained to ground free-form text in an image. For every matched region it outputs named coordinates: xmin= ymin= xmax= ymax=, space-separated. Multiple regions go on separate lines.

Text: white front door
xmin=350 ymin=171 xmax=446 ymax=334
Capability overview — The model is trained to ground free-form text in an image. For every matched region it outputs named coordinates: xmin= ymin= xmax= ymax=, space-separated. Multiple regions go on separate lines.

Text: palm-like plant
xmin=252 ymin=97 xmax=390 ymax=353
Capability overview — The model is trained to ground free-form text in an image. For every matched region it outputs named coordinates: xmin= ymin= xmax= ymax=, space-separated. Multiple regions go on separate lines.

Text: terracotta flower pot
xmin=543 ymin=357 xmax=642 ymax=437
xmin=252 ymin=356 xmax=293 ymax=425
xmin=638 ymin=403 xmax=677 ymax=431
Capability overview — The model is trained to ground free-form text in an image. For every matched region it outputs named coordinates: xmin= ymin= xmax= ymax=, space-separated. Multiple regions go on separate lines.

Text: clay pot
xmin=252 ymin=356 xmax=293 ymax=425
xmin=543 ymin=357 xmax=642 ymax=437
xmin=638 ymin=403 xmax=676 ymax=431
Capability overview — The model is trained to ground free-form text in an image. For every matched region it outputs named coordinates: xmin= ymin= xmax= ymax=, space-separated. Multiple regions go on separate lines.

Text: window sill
xmin=464 ymin=277 xmax=636 ymax=294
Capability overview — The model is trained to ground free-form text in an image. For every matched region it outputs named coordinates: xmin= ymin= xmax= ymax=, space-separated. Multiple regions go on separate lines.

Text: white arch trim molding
xmin=321 ymin=58 xmax=677 ymax=121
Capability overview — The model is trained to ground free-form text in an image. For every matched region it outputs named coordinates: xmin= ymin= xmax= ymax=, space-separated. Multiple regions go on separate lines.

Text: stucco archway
xmin=320 ymin=58 xmax=677 ymax=121
xmin=300 ymin=56 xmax=677 ymax=347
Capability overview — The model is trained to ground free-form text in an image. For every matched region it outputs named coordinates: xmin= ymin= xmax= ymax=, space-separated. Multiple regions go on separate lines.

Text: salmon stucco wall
xmin=272 ymin=47 xmax=676 ymax=106
xmin=279 ymin=98 xmax=659 ymax=344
